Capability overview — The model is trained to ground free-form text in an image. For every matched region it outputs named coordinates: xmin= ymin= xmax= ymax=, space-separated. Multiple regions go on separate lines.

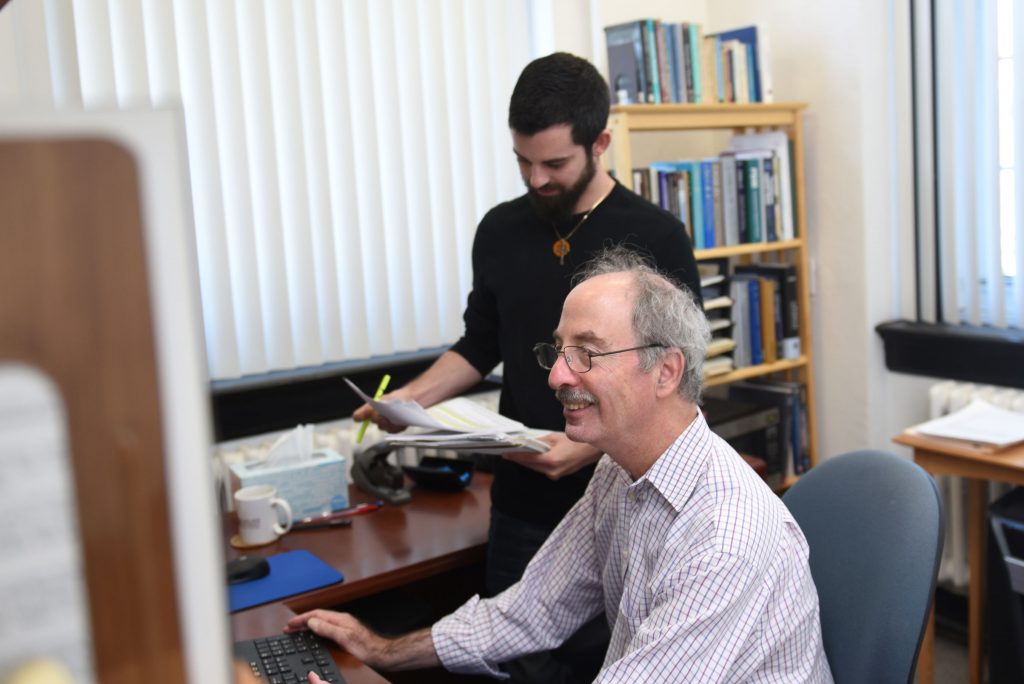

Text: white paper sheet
xmin=910 ymin=398 xmax=1024 ymax=448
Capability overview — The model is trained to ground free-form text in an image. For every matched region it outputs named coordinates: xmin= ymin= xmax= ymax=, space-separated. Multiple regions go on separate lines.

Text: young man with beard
xmin=305 ymin=249 xmax=831 ymax=683
xmin=353 ymin=52 xmax=700 ymax=681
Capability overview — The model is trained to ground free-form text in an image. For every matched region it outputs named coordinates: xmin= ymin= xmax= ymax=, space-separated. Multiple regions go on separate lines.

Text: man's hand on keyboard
xmin=286 ymin=608 xmax=441 ymax=672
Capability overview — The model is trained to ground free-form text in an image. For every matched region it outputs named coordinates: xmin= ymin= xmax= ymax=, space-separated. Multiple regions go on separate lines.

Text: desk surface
xmin=893 ymin=432 xmax=1024 ymax=684
xmin=230 ymin=472 xmax=492 ymax=683
xmin=893 ymin=432 xmax=1024 ymax=484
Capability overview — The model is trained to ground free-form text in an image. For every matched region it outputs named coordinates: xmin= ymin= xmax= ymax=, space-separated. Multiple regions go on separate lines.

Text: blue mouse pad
xmin=228 ymin=549 xmax=344 ymax=613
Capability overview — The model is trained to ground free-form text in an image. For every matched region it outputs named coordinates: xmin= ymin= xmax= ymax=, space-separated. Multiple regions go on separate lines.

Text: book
xmin=757 ymin=276 xmax=778 ymax=363
xmin=680 ymin=23 xmax=695 ymax=102
xmin=655 ymin=20 xmax=673 ymax=103
xmin=687 ymin=23 xmax=703 ymax=102
xmin=707 ymin=337 xmax=737 ymax=358
xmin=762 ymin=155 xmax=778 ymax=241
xmin=700 ymin=33 xmax=718 ymax=103
xmin=644 ymin=19 xmax=661 ymax=103
xmin=734 ymin=155 xmax=747 ymax=241
xmin=736 ymin=151 xmax=772 ymax=242
xmin=728 ymin=381 xmax=797 ymax=481
xmin=706 ymin=25 xmax=773 ymax=102
xmin=719 ymin=151 xmax=740 ymax=245
xmin=704 ymin=355 xmax=734 ymax=377
xmin=678 ymin=161 xmax=703 ymax=249
xmin=604 ymin=21 xmax=647 ymax=105
xmin=701 ymin=159 xmax=716 ymax=247
xmin=664 ymin=23 xmax=682 ymax=103
xmin=739 ymin=156 xmax=761 ymax=242
xmin=729 ymin=132 xmax=795 ymax=240
xmin=741 ymin=275 xmax=764 ymax=365
xmin=703 ymin=294 xmax=733 ymax=312
xmin=734 ymin=262 xmax=800 ymax=359
xmin=703 ymin=395 xmax=784 ymax=487
xmin=711 ymin=158 xmax=725 ymax=248
xmin=729 ymin=277 xmax=750 ymax=367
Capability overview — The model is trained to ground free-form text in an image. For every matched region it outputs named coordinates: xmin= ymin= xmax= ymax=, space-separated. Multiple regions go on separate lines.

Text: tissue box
xmin=229 ymin=449 xmax=349 ymax=520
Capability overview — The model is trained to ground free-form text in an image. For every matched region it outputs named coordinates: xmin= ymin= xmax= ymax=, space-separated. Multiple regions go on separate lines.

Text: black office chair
xmin=782 ymin=449 xmax=944 ymax=684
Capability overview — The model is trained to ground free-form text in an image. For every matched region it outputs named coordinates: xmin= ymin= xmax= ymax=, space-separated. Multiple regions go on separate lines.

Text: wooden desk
xmin=893 ymin=432 xmax=1024 ymax=684
xmin=230 ymin=473 xmax=492 ymax=683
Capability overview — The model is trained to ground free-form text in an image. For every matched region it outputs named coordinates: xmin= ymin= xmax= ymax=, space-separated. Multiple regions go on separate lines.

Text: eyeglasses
xmin=532 ymin=342 xmax=665 ymax=374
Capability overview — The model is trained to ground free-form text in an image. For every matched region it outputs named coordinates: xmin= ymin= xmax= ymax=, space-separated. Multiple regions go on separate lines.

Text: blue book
xmin=701 ymin=160 xmax=716 ymax=248
xmin=687 ymin=161 xmax=705 ymax=249
xmin=733 ymin=274 xmax=763 ymax=365
xmin=688 ymin=24 xmax=702 ymax=102
xmin=645 ymin=19 xmax=661 ymax=103
xmin=747 ymin=276 xmax=763 ymax=365
xmin=709 ymin=26 xmax=763 ymax=101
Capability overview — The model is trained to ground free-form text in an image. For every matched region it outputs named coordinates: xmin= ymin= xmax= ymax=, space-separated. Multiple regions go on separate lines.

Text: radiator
xmin=928 ymin=381 xmax=1024 ymax=591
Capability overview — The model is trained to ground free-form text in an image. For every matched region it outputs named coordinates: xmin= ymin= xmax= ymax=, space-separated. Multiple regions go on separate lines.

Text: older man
xmin=294 ymin=248 xmax=831 ymax=683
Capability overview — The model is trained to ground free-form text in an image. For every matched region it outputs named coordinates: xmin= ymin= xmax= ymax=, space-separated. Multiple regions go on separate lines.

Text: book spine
xmin=734 ymin=157 xmax=747 ymax=242
xmin=664 ymin=23 xmax=680 ymax=103
xmin=677 ymin=169 xmax=692 ymax=241
xmin=604 ymin=23 xmax=644 ymax=105
xmin=759 ymin=277 xmax=777 ymax=363
xmin=681 ymin=23 xmax=695 ymax=103
xmin=763 ymin=156 xmax=777 ymax=241
xmin=645 ymin=19 xmax=661 ymax=103
xmin=712 ymin=159 xmax=724 ymax=248
xmin=655 ymin=21 xmax=673 ymax=103
xmin=701 ymin=160 xmax=715 ymax=248
xmin=689 ymin=23 xmax=702 ymax=102
xmin=744 ymin=159 xmax=762 ymax=242
xmin=746 ymin=277 xmax=763 ymax=365
xmin=689 ymin=162 xmax=704 ymax=249
xmin=729 ymin=279 xmax=750 ymax=367
xmin=720 ymin=153 xmax=739 ymax=245
xmin=713 ymin=37 xmax=724 ymax=102
xmin=657 ymin=170 xmax=671 ymax=211
xmin=673 ymin=25 xmax=687 ymax=103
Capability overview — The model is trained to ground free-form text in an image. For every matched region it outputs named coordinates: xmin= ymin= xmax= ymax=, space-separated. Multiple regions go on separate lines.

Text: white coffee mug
xmin=235 ymin=484 xmax=293 ymax=546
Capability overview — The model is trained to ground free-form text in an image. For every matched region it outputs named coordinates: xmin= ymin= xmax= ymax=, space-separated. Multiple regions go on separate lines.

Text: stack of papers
xmin=909 ymin=399 xmax=1024 ymax=449
xmin=345 ymin=379 xmax=549 ymax=454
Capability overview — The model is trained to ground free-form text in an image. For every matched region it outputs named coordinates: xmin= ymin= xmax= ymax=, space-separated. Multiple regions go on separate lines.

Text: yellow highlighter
xmin=356 ymin=374 xmax=391 ymax=444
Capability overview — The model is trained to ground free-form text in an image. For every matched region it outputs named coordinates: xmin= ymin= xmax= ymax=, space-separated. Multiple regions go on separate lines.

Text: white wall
xmin=555 ymin=0 xmax=940 ymax=460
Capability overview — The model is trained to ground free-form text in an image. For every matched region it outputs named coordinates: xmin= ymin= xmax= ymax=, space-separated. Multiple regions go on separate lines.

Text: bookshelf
xmin=607 ymin=102 xmax=816 ymax=479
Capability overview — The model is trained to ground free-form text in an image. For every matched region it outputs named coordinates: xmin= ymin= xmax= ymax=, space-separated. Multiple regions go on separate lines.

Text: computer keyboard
xmin=234 ymin=631 xmax=347 ymax=683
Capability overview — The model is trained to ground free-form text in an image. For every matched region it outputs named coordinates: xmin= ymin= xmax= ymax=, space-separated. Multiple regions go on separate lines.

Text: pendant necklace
xmin=551 ymin=188 xmax=613 ymax=266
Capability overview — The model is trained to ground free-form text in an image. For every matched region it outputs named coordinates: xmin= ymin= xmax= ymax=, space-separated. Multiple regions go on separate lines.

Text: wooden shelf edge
xmin=696 ymin=239 xmax=802 ymax=259
xmin=703 ymin=357 xmax=808 ymax=387
xmin=610 ymin=102 xmax=808 ymax=130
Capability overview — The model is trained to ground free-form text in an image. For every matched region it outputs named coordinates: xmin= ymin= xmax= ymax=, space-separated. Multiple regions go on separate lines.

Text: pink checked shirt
xmin=432 ymin=411 xmax=832 ymax=682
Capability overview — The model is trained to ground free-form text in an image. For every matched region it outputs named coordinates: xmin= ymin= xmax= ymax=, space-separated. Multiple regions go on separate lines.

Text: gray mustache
xmin=555 ymin=388 xmax=597 ymax=405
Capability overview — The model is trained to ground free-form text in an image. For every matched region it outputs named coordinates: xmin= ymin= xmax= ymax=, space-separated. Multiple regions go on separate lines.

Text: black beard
xmin=526 ymin=156 xmax=598 ymax=224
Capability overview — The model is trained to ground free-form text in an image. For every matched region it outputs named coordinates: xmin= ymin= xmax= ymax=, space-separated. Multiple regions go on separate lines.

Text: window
xmin=0 ymin=0 xmax=534 ymax=380
xmin=877 ymin=0 xmax=1023 ymax=388
xmin=912 ymin=0 xmax=1022 ymax=329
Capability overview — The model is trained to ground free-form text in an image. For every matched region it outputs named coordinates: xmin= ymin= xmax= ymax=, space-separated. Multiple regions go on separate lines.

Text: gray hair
xmin=574 ymin=246 xmax=710 ymax=403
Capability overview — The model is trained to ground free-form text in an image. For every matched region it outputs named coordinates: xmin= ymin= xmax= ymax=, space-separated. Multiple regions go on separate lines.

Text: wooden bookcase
xmin=607 ymin=103 xmax=816 ymax=478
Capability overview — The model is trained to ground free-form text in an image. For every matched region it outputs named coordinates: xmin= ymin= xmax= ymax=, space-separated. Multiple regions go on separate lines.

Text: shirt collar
xmin=629 ymin=410 xmax=712 ymax=512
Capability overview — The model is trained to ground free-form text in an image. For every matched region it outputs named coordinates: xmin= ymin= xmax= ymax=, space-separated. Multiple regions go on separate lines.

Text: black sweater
xmin=450 ymin=181 xmax=701 ymax=527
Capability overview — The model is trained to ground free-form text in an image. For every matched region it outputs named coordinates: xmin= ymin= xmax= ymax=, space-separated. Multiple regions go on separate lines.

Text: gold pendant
xmin=552 ymin=238 xmax=570 ymax=265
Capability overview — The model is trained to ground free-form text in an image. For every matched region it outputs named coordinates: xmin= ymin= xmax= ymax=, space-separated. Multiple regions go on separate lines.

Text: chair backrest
xmin=782 ymin=449 xmax=943 ymax=684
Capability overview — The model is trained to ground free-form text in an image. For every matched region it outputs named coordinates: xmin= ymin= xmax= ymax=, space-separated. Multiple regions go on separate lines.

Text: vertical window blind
xmin=914 ymin=0 xmax=1022 ymax=329
xmin=0 ymin=0 xmax=532 ymax=379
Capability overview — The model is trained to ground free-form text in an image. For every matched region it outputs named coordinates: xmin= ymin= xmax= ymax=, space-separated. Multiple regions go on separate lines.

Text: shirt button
xmin=627 ymin=490 xmax=636 ymax=503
